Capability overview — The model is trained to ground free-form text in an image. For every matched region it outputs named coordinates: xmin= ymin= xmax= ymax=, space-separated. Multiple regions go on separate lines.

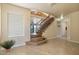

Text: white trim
xmin=52 ymin=36 xmax=58 ymax=39
xmin=47 ymin=36 xmax=58 ymax=39
xmin=8 ymin=35 xmax=25 ymax=37
xmin=67 ymin=39 xmax=79 ymax=44
xmin=13 ymin=43 xmax=25 ymax=48
xmin=67 ymin=17 xmax=71 ymax=41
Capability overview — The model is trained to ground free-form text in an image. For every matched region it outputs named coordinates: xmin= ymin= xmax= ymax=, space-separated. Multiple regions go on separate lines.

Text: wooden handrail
xmin=31 ymin=15 xmax=54 ymax=38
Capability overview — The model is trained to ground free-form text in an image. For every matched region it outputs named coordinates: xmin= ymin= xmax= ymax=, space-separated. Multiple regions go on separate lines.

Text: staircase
xmin=26 ymin=15 xmax=55 ymax=45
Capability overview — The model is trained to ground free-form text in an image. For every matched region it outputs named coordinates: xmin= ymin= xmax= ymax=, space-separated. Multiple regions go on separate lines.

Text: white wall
xmin=1 ymin=4 xmax=31 ymax=47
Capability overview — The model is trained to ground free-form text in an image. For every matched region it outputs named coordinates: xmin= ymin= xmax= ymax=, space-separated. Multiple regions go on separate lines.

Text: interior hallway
xmin=0 ymin=38 xmax=79 ymax=55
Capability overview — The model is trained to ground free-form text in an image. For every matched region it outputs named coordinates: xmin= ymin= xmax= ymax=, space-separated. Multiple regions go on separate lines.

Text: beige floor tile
xmin=0 ymin=38 xmax=79 ymax=55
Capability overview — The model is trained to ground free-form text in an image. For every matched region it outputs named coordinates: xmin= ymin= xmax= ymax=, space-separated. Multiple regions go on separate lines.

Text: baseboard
xmin=13 ymin=43 xmax=25 ymax=48
xmin=47 ymin=36 xmax=58 ymax=40
xmin=67 ymin=39 xmax=79 ymax=44
xmin=52 ymin=36 xmax=58 ymax=39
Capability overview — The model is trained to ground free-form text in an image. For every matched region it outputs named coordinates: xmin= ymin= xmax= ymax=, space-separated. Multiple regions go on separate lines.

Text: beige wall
xmin=1 ymin=4 xmax=31 ymax=44
xmin=66 ymin=11 xmax=79 ymax=43
xmin=43 ymin=20 xmax=58 ymax=39
xmin=0 ymin=4 xmax=1 ymax=42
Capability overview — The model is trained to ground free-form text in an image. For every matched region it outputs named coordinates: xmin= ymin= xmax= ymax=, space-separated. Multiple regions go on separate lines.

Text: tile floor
xmin=0 ymin=38 xmax=79 ymax=55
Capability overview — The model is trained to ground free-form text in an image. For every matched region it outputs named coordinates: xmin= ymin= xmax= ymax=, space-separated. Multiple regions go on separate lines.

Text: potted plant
xmin=0 ymin=40 xmax=15 ymax=52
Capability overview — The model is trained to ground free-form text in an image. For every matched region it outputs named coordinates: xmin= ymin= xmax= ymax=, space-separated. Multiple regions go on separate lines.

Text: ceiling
xmin=12 ymin=3 xmax=79 ymax=17
xmin=12 ymin=3 xmax=52 ymax=12
xmin=51 ymin=3 xmax=79 ymax=17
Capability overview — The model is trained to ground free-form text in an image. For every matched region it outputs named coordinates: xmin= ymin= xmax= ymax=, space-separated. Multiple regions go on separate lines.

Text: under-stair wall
xmin=43 ymin=19 xmax=58 ymax=39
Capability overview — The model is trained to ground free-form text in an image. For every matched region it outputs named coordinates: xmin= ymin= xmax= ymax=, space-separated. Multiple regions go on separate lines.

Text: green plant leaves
xmin=0 ymin=40 xmax=15 ymax=49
